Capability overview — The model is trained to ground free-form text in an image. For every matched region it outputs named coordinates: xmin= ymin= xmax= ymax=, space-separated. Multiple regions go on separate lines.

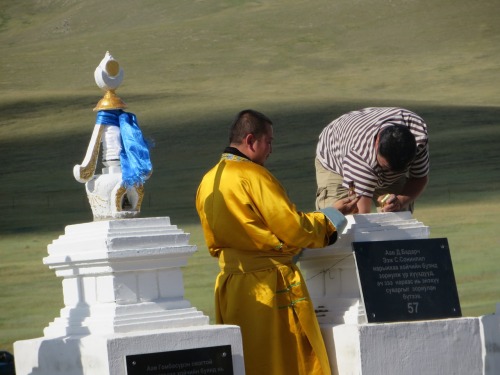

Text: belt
xmin=218 ymin=248 xmax=293 ymax=273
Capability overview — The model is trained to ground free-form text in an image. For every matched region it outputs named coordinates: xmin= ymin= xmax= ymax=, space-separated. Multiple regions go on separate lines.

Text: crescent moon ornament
xmin=94 ymin=51 xmax=127 ymax=111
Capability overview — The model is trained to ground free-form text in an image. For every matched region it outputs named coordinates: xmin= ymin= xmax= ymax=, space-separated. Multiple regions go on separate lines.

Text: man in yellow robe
xmin=196 ymin=109 xmax=358 ymax=375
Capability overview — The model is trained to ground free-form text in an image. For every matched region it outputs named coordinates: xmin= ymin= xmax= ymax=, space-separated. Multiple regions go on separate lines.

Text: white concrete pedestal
xmin=300 ymin=212 xmax=430 ymax=325
xmin=300 ymin=212 xmax=500 ymax=375
xmin=323 ymin=318 xmax=483 ymax=375
xmin=14 ymin=217 xmax=245 ymax=375
xmin=16 ymin=325 xmax=243 ymax=375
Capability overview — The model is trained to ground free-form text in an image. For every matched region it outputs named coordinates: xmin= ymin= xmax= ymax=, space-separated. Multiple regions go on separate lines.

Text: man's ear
xmin=244 ymin=133 xmax=256 ymax=150
xmin=374 ymin=134 xmax=380 ymax=153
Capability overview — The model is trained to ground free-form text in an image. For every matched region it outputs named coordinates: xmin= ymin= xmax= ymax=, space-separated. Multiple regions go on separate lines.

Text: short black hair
xmin=229 ymin=109 xmax=273 ymax=144
xmin=378 ymin=125 xmax=417 ymax=171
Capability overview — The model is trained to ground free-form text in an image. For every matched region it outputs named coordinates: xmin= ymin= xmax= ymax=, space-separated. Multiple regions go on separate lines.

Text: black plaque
xmin=352 ymin=238 xmax=461 ymax=323
xmin=126 ymin=345 xmax=233 ymax=375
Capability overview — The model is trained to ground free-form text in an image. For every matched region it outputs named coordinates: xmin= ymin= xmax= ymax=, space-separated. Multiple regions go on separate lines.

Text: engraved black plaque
xmin=126 ymin=345 xmax=233 ymax=375
xmin=352 ymin=238 xmax=461 ymax=323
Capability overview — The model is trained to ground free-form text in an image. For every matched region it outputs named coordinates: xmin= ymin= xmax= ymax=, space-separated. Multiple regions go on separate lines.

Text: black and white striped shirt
xmin=316 ymin=107 xmax=429 ymax=198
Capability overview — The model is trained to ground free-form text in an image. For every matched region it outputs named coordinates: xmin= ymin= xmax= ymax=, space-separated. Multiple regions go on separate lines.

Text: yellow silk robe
xmin=196 ymin=153 xmax=338 ymax=375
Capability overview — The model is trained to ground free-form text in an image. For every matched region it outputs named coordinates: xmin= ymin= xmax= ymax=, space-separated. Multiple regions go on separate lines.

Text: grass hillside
xmin=1 ymin=0 xmax=499 ymax=353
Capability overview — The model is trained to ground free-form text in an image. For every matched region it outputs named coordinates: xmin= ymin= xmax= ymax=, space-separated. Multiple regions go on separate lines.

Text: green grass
xmin=414 ymin=203 xmax=500 ymax=316
xmin=0 ymin=233 xmax=64 ymax=352
xmin=1 ymin=0 xmax=500 ymax=354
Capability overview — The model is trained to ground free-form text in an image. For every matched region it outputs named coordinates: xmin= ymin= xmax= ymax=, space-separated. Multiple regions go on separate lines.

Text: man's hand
xmin=382 ymin=175 xmax=428 ymax=212
xmin=334 ymin=196 xmax=360 ymax=215
xmin=380 ymin=194 xmax=403 ymax=212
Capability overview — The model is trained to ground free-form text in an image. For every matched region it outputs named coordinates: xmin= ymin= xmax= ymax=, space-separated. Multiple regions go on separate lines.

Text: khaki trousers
xmin=314 ymin=158 xmax=413 ymax=212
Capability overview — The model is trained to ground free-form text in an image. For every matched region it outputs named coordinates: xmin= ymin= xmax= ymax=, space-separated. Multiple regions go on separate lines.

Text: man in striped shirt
xmin=315 ymin=107 xmax=429 ymax=213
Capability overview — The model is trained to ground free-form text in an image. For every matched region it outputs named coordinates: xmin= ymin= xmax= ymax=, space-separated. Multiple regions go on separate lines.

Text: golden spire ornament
xmin=93 ymin=51 xmax=127 ymax=111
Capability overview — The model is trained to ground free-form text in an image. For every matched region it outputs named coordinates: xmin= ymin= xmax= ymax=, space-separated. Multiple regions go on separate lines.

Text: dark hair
xmin=378 ymin=125 xmax=417 ymax=171
xmin=229 ymin=109 xmax=273 ymax=144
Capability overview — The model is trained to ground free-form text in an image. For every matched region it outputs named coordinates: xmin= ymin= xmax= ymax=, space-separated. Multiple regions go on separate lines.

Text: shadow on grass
xmin=0 ymin=92 xmax=188 ymax=121
xmin=1 ymin=100 xmax=499 ymax=234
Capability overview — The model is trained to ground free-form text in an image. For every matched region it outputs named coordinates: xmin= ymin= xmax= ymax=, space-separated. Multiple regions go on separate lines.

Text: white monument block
xmin=14 ymin=217 xmax=245 ymax=375
xmin=300 ymin=211 xmax=429 ymax=325
xmin=300 ymin=212 xmax=499 ymax=375
xmin=328 ymin=317 xmax=483 ymax=375
xmin=42 ymin=217 xmax=207 ymax=337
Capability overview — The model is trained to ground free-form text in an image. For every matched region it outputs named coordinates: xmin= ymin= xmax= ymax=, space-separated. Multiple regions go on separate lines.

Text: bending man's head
xmin=377 ymin=125 xmax=417 ymax=172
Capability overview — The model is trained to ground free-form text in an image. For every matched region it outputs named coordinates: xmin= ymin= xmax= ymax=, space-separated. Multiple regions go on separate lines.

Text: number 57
xmin=407 ymin=302 xmax=419 ymax=314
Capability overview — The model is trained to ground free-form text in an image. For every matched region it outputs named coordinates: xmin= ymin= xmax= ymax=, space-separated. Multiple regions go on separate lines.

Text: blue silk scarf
xmin=95 ymin=110 xmax=153 ymax=187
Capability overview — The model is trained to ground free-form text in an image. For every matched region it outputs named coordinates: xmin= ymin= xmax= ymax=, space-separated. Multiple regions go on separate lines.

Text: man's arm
xmin=356 ymin=195 xmax=373 ymax=214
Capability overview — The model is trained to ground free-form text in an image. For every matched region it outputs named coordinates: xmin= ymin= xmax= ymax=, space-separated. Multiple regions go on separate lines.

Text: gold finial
xmin=94 ymin=90 xmax=127 ymax=111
